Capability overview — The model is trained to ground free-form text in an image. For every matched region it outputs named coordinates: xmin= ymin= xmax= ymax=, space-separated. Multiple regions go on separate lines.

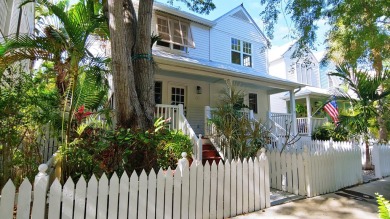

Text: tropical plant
xmin=330 ymin=64 xmax=390 ymax=169
xmin=0 ymin=65 xmax=60 ymax=188
xmin=311 ymin=122 xmax=350 ymax=141
xmin=376 ymin=193 xmax=390 ymax=219
xmin=259 ymin=0 xmax=390 ymax=141
xmin=0 ymin=0 xmax=110 ymax=144
xmin=63 ymin=116 xmax=192 ymax=180
xmin=209 ymin=83 xmax=269 ymax=160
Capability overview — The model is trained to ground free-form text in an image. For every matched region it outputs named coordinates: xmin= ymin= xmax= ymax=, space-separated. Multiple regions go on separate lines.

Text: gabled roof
xmin=268 ymin=41 xmax=296 ymax=62
xmin=153 ymin=50 xmax=302 ymax=90
xmin=269 ymin=41 xmax=322 ymax=63
xmin=153 ymin=1 xmax=215 ymax=27
xmin=213 ymin=4 xmax=270 ymax=45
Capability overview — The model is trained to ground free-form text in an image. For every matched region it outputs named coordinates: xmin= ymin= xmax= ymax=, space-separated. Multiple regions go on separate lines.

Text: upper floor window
xmin=231 ymin=38 xmax=252 ymax=67
xmin=156 ymin=15 xmax=194 ymax=51
xmin=296 ymin=63 xmax=312 ymax=85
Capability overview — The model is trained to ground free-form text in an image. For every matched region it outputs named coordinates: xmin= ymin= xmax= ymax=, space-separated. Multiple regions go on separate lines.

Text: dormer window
xmin=156 ymin=15 xmax=195 ymax=51
xmin=231 ymin=38 xmax=252 ymax=67
xmin=296 ymin=63 xmax=312 ymax=85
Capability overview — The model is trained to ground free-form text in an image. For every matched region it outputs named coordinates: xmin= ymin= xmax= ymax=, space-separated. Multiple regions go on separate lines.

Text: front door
xmin=170 ymin=86 xmax=186 ymax=115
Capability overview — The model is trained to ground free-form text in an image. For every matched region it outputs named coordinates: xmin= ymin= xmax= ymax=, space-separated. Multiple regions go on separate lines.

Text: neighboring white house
xmin=1 ymin=0 xmax=35 ymax=72
xmin=0 ymin=0 xmax=34 ymax=39
xmin=268 ymin=42 xmax=330 ymax=136
xmin=129 ymin=2 xmax=302 ymax=135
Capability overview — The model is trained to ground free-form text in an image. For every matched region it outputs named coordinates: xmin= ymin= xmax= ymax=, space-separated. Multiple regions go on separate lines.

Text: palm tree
xmin=330 ymin=64 xmax=390 ymax=169
xmin=0 ymin=0 xmax=109 ymax=143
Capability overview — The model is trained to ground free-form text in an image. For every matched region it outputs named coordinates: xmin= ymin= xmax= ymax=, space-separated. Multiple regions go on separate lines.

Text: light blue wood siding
xmin=210 ymin=11 xmax=268 ymax=74
xmin=187 ymin=23 xmax=210 ymax=60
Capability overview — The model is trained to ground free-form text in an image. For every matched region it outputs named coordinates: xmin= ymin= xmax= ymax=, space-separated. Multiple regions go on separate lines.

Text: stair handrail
xmin=177 ymin=104 xmax=202 ymax=163
xmin=248 ymin=112 xmax=283 ymax=151
xmin=204 ymin=106 xmax=228 ymax=160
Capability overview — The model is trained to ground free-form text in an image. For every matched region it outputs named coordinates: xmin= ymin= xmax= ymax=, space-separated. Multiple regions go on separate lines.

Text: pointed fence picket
xmin=268 ymin=140 xmax=363 ymax=197
xmin=0 ymin=152 xmax=270 ymax=219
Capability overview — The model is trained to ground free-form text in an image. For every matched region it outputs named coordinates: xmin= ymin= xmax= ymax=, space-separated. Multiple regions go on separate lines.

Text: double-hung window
xmin=296 ymin=63 xmax=312 ymax=85
xmin=156 ymin=15 xmax=195 ymax=51
xmin=231 ymin=38 xmax=252 ymax=67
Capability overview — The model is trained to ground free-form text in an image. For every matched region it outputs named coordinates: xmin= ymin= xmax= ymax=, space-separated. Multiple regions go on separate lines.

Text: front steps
xmin=201 ymin=138 xmax=222 ymax=165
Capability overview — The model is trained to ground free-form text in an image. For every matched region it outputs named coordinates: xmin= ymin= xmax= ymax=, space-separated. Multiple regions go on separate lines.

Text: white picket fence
xmin=268 ymin=140 xmax=363 ymax=197
xmin=372 ymin=144 xmax=390 ymax=178
xmin=0 ymin=154 xmax=270 ymax=219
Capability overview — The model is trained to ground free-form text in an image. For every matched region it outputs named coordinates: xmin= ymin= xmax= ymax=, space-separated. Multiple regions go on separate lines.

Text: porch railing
xmin=268 ymin=112 xmax=292 ymax=130
xmin=297 ymin=117 xmax=328 ymax=135
xmin=297 ymin=118 xmax=309 ymax=134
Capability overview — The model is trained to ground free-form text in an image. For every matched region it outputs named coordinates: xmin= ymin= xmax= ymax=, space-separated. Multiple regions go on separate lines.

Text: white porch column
xmin=289 ymin=90 xmax=297 ymax=135
xmin=306 ymin=96 xmax=312 ymax=136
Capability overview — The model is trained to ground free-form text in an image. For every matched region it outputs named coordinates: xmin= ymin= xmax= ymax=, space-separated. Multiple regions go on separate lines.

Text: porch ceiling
xmin=154 ymin=50 xmax=302 ymax=94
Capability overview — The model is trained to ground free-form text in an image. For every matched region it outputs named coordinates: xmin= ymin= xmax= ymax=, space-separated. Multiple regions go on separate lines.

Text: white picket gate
xmin=0 ymin=156 xmax=270 ymax=219
xmin=372 ymin=144 xmax=390 ymax=178
xmin=268 ymin=140 xmax=363 ymax=197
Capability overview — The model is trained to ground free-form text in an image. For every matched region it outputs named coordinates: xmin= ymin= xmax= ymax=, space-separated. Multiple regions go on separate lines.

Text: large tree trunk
xmin=133 ymin=0 xmax=155 ymax=129
xmin=107 ymin=0 xmax=143 ymax=128
xmin=372 ymin=49 xmax=387 ymax=142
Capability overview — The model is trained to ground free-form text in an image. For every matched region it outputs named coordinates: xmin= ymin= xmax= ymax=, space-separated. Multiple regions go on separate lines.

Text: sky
xmin=155 ymin=0 xmax=330 ymax=57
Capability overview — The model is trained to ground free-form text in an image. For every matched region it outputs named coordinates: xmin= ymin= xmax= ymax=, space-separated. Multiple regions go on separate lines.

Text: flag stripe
xmin=324 ymin=100 xmax=339 ymax=123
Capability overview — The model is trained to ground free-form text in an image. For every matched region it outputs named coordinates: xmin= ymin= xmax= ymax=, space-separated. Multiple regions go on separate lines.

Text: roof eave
xmin=154 ymin=2 xmax=216 ymax=27
xmin=153 ymin=55 xmax=302 ymax=91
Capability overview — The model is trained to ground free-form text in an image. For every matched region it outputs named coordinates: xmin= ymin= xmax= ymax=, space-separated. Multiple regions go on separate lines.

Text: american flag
xmin=324 ymin=98 xmax=339 ymax=124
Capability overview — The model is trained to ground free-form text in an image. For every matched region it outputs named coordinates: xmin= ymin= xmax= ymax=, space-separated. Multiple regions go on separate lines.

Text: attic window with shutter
xmin=156 ymin=15 xmax=195 ymax=51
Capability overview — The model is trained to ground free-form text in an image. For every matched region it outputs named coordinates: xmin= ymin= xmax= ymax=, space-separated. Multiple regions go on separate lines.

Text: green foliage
xmin=259 ymin=0 xmax=390 ymax=66
xmin=311 ymin=122 xmax=350 ymax=141
xmin=330 ymin=65 xmax=390 ymax=138
xmin=62 ymin=117 xmax=192 ymax=180
xmin=156 ymin=130 xmax=193 ymax=170
xmin=167 ymin=0 xmax=216 ymax=15
xmin=0 ymin=65 xmax=60 ymax=188
xmin=376 ymin=193 xmax=390 ymax=219
xmin=210 ymin=83 xmax=269 ymax=160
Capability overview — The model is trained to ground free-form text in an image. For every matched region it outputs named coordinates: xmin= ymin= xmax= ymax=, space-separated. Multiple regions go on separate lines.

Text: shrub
xmin=311 ymin=122 xmax=350 ymax=141
xmin=62 ymin=117 xmax=193 ymax=180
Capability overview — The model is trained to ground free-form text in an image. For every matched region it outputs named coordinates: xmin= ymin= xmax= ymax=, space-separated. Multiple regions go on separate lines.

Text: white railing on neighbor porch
xmin=155 ymin=104 xmax=202 ymax=163
xmin=268 ymin=140 xmax=363 ymax=197
xmin=297 ymin=117 xmax=328 ymax=135
xmin=297 ymin=117 xmax=309 ymax=134
xmin=2 ymin=153 xmax=270 ymax=219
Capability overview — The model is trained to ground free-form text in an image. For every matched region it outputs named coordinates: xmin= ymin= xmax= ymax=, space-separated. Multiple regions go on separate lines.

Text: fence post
xmin=372 ymin=144 xmax=382 ymax=178
xmin=198 ymin=134 xmax=203 ymax=163
xmin=178 ymin=152 xmax=190 ymax=176
xmin=32 ymin=164 xmax=50 ymax=219
xmin=35 ymin=163 xmax=49 ymax=189
xmin=303 ymin=146 xmax=311 ymax=197
xmin=205 ymin=106 xmax=211 ymax=136
xmin=178 ymin=104 xmax=184 ymax=130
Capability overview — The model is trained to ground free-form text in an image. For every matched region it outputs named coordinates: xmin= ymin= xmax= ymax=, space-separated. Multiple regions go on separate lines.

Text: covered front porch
xmin=153 ymin=50 xmax=302 ymax=137
xmin=281 ymin=86 xmax=331 ymax=136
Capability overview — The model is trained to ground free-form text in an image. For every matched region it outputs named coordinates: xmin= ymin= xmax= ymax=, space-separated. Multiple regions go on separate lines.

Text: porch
xmin=268 ymin=112 xmax=328 ymax=136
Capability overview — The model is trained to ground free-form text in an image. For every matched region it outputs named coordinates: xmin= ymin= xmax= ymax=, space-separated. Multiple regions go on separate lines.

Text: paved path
xmin=232 ymin=177 xmax=390 ymax=219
